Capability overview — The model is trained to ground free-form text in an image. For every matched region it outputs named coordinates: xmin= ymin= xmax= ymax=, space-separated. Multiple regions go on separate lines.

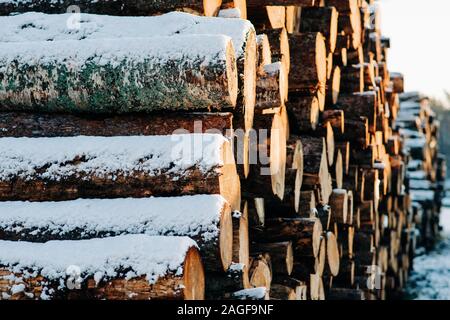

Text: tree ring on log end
xmin=183 ymin=247 xmax=206 ymax=300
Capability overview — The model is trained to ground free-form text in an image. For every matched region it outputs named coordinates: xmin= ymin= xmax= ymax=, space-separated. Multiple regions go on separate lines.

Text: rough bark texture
xmin=0 ymin=0 xmax=223 ymax=16
xmin=288 ymin=95 xmax=320 ymax=132
xmin=0 ymin=112 xmax=234 ymax=138
xmin=0 ymin=37 xmax=237 ymax=114
xmin=335 ymin=92 xmax=377 ymax=133
xmin=299 ymin=6 xmax=338 ymax=53
xmin=289 ymin=32 xmax=327 ymax=94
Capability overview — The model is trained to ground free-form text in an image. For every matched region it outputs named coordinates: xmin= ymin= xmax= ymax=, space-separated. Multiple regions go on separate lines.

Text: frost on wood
xmin=0 ymin=195 xmax=229 ymax=243
xmin=0 ymin=34 xmax=237 ymax=113
xmin=0 ymin=234 xmax=196 ymax=297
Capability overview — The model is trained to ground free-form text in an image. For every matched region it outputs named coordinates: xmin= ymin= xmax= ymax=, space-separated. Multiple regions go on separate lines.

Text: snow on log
xmin=0 ymin=195 xmax=233 ymax=272
xmin=0 ymin=0 xmax=222 ymax=16
xmin=0 ymin=35 xmax=238 ymax=114
xmin=0 ymin=235 xmax=204 ymax=300
xmin=0 ymin=134 xmax=241 ymax=211
xmin=0 ymin=11 xmax=256 ymax=130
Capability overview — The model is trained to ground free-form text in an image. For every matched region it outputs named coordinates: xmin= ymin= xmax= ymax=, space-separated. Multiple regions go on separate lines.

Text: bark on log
xmin=0 ymin=235 xmax=205 ymax=300
xmin=329 ymin=189 xmax=348 ymax=224
xmin=298 ymin=191 xmax=317 ymax=217
xmin=0 ymin=36 xmax=238 ymax=114
xmin=299 ymin=6 xmax=339 ymax=53
xmin=205 ymin=264 xmax=250 ymax=299
xmin=335 ymin=92 xmax=378 ymax=133
xmin=333 ymin=258 xmax=354 ymax=287
xmin=288 ymin=95 xmax=320 ymax=132
xmin=288 ymin=32 xmax=327 ymax=98
xmin=0 ymin=112 xmax=234 ymax=138
xmin=243 ymin=110 xmax=287 ymax=200
xmin=300 ymin=136 xmax=333 ymax=203
xmin=390 ymin=72 xmax=404 ymax=94
xmin=336 ymin=117 xmax=369 ymax=148
xmin=0 ymin=0 xmax=223 ymax=16
xmin=0 ymin=135 xmax=241 ymax=212
xmin=340 ymin=65 xmax=364 ymax=93
xmin=252 ymin=242 xmax=294 ymax=275
xmin=269 ymin=284 xmax=297 ymax=300
xmin=247 ymin=6 xmax=286 ymax=30
xmin=265 ymin=138 xmax=303 ymax=216
xmin=255 ymin=62 xmax=287 ymax=111
xmin=265 ymin=28 xmax=290 ymax=75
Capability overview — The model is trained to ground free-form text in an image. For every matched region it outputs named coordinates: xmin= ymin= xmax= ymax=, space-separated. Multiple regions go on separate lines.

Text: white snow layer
xmin=0 ymin=134 xmax=228 ymax=181
xmin=0 ymin=33 xmax=231 ymax=69
xmin=0 ymin=195 xmax=228 ymax=242
xmin=233 ymin=287 xmax=267 ymax=300
xmin=0 ymin=234 xmax=196 ymax=284
xmin=0 ymin=11 xmax=254 ymax=57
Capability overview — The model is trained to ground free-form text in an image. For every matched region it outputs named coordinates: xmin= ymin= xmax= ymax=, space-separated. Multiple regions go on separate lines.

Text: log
xmin=205 ymin=263 xmax=250 ymax=299
xmin=333 ymin=259 xmax=354 ymax=287
xmin=0 ymin=0 xmax=223 ymax=16
xmin=255 ymin=62 xmax=287 ymax=111
xmin=0 ymin=135 xmax=241 ymax=212
xmin=232 ymin=209 xmax=250 ymax=268
xmin=0 ymin=35 xmax=238 ymax=114
xmin=288 ymin=32 xmax=327 ymax=100
xmin=265 ymin=28 xmax=290 ymax=75
xmin=322 ymin=110 xmax=345 ymax=135
xmin=340 ymin=65 xmax=364 ymax=93
xmin=329 ymin=189 xmax=348 ymax=224
xmin=299 ymin=6 xmax=339 ymax=53
xmin=285 ymin=6 xmax=301 ymax=34
xmin=332 ymin=149 xmax=344 ymax=188
xmin=326 ymin=232 xmax=340 ymax=276
xmin=265 ymin=138 xmax=303 ymax=216
xmin=248 ymin=255 xmax=272 ymax=290
xmin=0 ymin=112 xmax=234 ymax=138
xmin=301 ymin=136 xmax=333 ymax=203
xmin=254 ymin=218 xmax=323 ymax=259
xmin=247 ymin=6 xmax=286 ymax=30
xmin=270 ymin=284 xmax=297 ymax=300
xmin=327 ymin=0 xmax=361 ymax=49
xmin=335 ymin=92 xmax=378 ymax=133
xmin=294 ymin=236 xmax=326 ymax=279
xmin=0 ymin=195 xmax=233 ymax=273
xmin=246 ymin=0 xmax=315 ymax=5
xmin=347 ymin=190 xmax=354 ymax=225
xmin=299 ymin=191 xmax=317 ymax=217
xmin=336 ymin=117 xmax=369 ymax=148
xmin=288 ymin=96 xmax=320 ymax=132
xmin=390 ymin=72 xmax=404 ymax=93
xmin=0 ymin=235 xmax=204 ymax=300
xmin=335 ymin=141 xmax=350 ymax=174
xmin=244 ymin=110 xmax=287 ymax=200
xmin=309 ymin=273 xmax=325 ymax=300
xmin=327 ymin=65 xmax=341 ymax=105
xmin=252 ymin=242 xmax=294 ymax=275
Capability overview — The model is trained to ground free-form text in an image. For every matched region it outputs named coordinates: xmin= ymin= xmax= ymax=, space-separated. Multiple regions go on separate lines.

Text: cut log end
xmin=204 ymin=0 xmax=223 ymax=16
xmin=183 ymin=247 xmax=206 ymax=300
xmin=243 ymin=30 xmax=257 ymax=131
xmin=326 ymin=232 xmax=340 ymax=277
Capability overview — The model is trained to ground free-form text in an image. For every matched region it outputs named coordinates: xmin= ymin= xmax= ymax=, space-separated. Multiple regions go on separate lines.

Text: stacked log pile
xmin=0 ymin=0 xmax=443 ymax=300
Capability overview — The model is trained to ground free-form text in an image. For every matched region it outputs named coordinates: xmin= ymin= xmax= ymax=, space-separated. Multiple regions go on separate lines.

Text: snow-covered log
xmin=0 ymin=195 xmax=233 ymax=273
xmin=0 ymin=11 xmax=256 ymax=130
xmin=0 ymin=34 xmax=238 ymax=114
xmin=0 ymin=0 xmax=222 ymax=16
xmin=0 ymin=135 xmax=241 ymax=211
xmin=0 ymin=235 xmax=204 ymax=300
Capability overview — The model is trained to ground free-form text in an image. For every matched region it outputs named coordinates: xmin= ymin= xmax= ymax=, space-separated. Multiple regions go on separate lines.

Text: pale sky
xmin=379 ymin=0 xmax=450 ymax=104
